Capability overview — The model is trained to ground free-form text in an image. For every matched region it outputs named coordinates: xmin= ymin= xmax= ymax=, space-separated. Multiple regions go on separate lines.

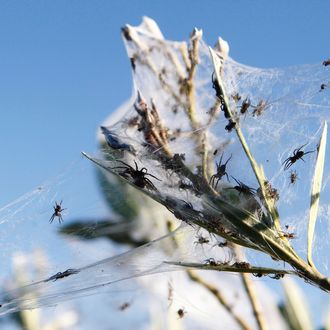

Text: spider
xmin=253 ymin=273 xmax=264 ymax=278
xmin=225 ymin=119 xmax=236 ymax=132
xmin=49 ymin=201 xmax=66 ymax=224
xmin=119 ymin=302 xmax=131 ymax=311
xmin=232 ymin=93 xmax=242 ymax=102
xmin=211 ymin=72 xmax=222 ymax=98
xmin=289 ymin=170 xmax=298 ymax=185
xmin=210 ymin=153 xmax=232 ymax=188
xmin=177 ymin=308 xmax=187 ymax=319
xmin=262 ymin=181 xmax=279 ymax=201
xmin=194 ymin=234 xmax=210 ymax=246
xmin=282 ymin=144 xmax=314 ymax=170
xmin=45 ymin=268 xmax=79 ymax=282
xmin=320 ymin=83 xmax=328 ymax=92
xmin=112 ymin=160 xmax=161 ymax=190
xmin=251 ymin=99 xmax=269 ymax=117
xmin=231 ymin=177 xmax=256 ymax=196
xmin=204 ymin=258 xmax=218 ymax=266
xmin=269 ymin=273 xmax=285 ymax=280
xmin=240 ymin=97 xmax=251 ymax=114
xmin=279 ymin=225 xmax=296 ymax=239
xmin=323 ymin=59 xmax=330 ymax=66
xmin=232 ymin=261 xmax=251 ymax=269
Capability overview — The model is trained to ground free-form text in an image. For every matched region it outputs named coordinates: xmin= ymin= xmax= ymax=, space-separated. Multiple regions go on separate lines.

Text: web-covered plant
xmin=85 ymin=17 xmax=330 ymax=290
xmin=1 ymin=16 xmax=330 ymax=329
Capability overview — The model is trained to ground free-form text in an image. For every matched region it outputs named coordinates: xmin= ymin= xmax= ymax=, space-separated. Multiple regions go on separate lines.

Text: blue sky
xmin=0 ymin=0 xmax=329 ymax=205
xmin=0 ymin=1 xmax=330 ymax=327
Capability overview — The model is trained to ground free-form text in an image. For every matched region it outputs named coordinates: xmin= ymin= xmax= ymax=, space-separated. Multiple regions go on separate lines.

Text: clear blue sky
xmin=0 ymin=0 xmax=329 ymax=205
xmin=0 ymin=1 xmax=330 ymax=326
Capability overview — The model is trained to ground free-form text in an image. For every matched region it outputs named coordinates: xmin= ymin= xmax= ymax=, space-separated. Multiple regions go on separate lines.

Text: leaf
xmin=95 ymin=168 xmax=140 ymax=221
xmin=59 ymin=220 xmax=148 ymax=246
xmin=280 ymin=277 xmax=313 ymax=330
xmin=307 ymin=122 xmax=327 ymax=267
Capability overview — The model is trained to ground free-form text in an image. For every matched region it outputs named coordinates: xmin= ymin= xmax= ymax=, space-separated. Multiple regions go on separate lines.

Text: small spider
xmin=194 ymin=234 xmax=210 ymax=246
xmin=252 ymin=99 xmax=269 ymax=117
xmin=320 ymin=83 xmax=328 ymax=92
xmin=282 ymin=144 xmax=314 ymax=170
xmin=269 ymin=273 xmax=285 ymax=280
xmin=177 ymin=308 xmax=187 ymax=319
xmin=119 ymin=302 xmax=131 ymax=311
xmin=232 ymin=93 xmax=242 ymax=102
xmin=204 ymin=258 xmax=218 ymax=266
xmin=253 ymin=273 xmax=264 ymax=278
xmin=323 ymin=59 xmax=330 ymax=66
xmin=113 ymin=160 xmax=161 ymax=190
xmin=211 ymin=72 xmax=222 ymax=98
xmin=233 ymin=261 xmax=251 ymax=269
xmin=279 ymin=225 xmax=296 ymax=239
xmin=49 ymin=201 xmax=66 ymax=224
xmin=240 ymin=97 xmax=251 ymax=115
xmin=289 ymin=170 xmax=298 ymax=185
xmin=210 ymin=153 xmax=232 ymax=188
xmin=45 ymin=268 xmax=79 ymax=282
xmin=213 ymin=240 xmax=228 ymax=248
xmin=262 ymin=181 xmax=279 ymax=201
xmin=225 ymin=119 xmax=237 ymax=132
xmin=231 ymin=177 xmax=256 ymax=196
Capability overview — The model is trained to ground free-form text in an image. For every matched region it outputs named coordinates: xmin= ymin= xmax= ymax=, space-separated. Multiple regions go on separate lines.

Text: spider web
xmin=1 ymin=16 xmax=330 ymax=329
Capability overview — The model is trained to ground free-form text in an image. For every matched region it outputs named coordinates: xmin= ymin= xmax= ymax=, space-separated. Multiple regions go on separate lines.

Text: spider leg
xmin=115 ymin=160 xmax=134 ymax=170
xmin=49 ymin=214 xmax=55 ymax=223
xmin=145 ymin=173 xmax=161 ymax=181
xmin=225 ymin=173 xmax=230 ymax=182
xmin=58 ymin=215 xmax=63 ymax=224
xmin=282 ymin=157 xmax=291 ymax=165
xmin=284 ymin=161 xmax=294 ymax=170
xmin=219 ymin=152 xmax=224 ymax=165
xmin=111 ymin=165 xmax=131 ymax=170
xmin=231 ymin=176 xmax=241 ymax=186
xmin=304 ymin=150 xmax=315 ymax=156
xmin=225 ymin=154 xmax=232 ymax=165
xmin=133 ymin=161 xmax=139 ymax=171
xmin=215 ymin=177 xmax=220 ymax=189
xmin=145 ymin=178 xmax=158 ymax=191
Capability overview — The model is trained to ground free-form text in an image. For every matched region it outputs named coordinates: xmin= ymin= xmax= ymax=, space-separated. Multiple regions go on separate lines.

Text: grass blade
xmin=280 ymin=277 xmax=313 ymax=330
xmin=307 ymin=122 xmax=327 ymax=268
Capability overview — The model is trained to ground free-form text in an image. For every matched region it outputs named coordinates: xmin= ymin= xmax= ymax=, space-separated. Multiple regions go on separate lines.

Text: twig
xmin=209 ymin=48 xmax=281 ymax=232
xmin=235 ymin=247 xmax=267 ymax=330
xmin=186 ymin=28 xmax=202 ymax=129
xmin=165 ymin=220 xmax=251 ymax=330
xmin=240 ymin=273 xmax=267 ymax=330
xmin=187 ymin=270 xmax=252 ymax=330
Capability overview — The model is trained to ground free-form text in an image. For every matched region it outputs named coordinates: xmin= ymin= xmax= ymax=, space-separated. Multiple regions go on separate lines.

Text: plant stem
xmin=187 ymin=270 xmax=252 ymax=330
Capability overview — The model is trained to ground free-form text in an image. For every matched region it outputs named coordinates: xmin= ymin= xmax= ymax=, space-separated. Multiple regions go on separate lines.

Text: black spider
xmin=210 ymin=153 xmax=232 ymax=188
xmin=49 ymin=201 xmax=66 ymax=224
xmin=231 ymin=177 xmax=256 ymax=195
xmin=45 ymin=268 xmax=79 ymax=282
xmin=212 ymin=72 xmax=222 ymax=98
xmin=194 ymin=234 xmax=210 ymax=246
xmin=282 ymin=144 xmax=314 ymax=170
xmin=225 ymin=119 xmax=237 ymax=132
xmin=112 ymin=160 xmax=161 ymax=190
